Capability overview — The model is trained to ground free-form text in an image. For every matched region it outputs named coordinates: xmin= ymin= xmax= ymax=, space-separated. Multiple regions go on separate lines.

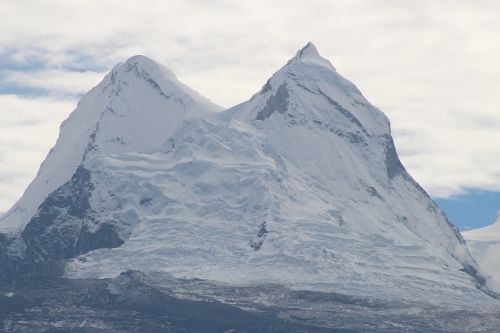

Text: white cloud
xmin=0 ymin=0 xmax=499 ymax=212
xmin=0 ymin=95 xmax=75 ymax=212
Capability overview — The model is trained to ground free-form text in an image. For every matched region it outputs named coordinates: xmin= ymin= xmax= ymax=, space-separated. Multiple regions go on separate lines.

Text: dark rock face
xmin=461 ymin=264 xmax=487 ymax=287
xmin=260 ymin=79 xmax=272 ymax=94
xmin=0 ymin=234 xmax=18 ymax=280
xmin=22 ymin=165 xmax=123 ymax=264
xmin=382 ymin=134 xmax=405 ymax=180
xmin=22 ymin=165 xmax=94 ymax=263
xmin=316 ymin=88 xmax=368 ymax=135
xmin=256 ymin=83 xmax=290 ymax=120
xmin=0 ymin=235 xmax=62 ymax=280
xmin=249 ymin=221 xmax=269 ymax=250
xmin=0 ymin=165 xmax=126 ymax=281
xmin=75 ymin=223 xmax=124 ymax=255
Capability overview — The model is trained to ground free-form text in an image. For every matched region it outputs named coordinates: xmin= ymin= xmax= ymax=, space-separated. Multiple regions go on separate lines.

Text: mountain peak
xmin=124 ymin=54 xmax=156 ymax=64
xmin=288 ymin=42 xmax=335 ymax=71
xmin=115 ymin=54 xmax=177 ymax=83
xmin=296 ymin=42 xmax=320 ymax=58
xmin=233 ymin=42 xmax=374 ymax=127
xmin=0 ymin=55 xmax=220 ymax=233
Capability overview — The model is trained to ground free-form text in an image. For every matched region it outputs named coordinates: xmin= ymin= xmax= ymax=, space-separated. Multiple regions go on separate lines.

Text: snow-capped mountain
xmin=0 ymin=55 xmax=220 ymax=233
xmin=0 ymin=43 xmax=490 ymax=304
xmin=463 ymin=211 xmax=500 ymax=292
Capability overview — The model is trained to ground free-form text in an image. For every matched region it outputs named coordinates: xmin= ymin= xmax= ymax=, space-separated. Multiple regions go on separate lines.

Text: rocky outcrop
xmin=0 ymin=166 xmax=128 ymax=280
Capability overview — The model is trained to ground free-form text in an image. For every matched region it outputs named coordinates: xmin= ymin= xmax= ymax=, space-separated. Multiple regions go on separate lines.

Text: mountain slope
xmin=0 ymin=55 xmax=221 ymax=233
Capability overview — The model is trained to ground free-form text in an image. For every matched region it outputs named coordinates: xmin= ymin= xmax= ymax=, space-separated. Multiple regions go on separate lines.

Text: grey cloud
xmin=0 ymin=95 xmax=74 ymax=211
xmin=1 ymin=70 xmax=105 ymax=96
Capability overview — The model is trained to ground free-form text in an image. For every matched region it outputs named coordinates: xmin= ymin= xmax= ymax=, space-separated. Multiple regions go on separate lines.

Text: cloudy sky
xmin=1 ymin=0 xmax=499 ymax=229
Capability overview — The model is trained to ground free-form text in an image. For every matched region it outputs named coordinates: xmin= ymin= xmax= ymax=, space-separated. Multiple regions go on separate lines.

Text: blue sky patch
xmin=436 ymin=191 xmax=500 ymax=231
